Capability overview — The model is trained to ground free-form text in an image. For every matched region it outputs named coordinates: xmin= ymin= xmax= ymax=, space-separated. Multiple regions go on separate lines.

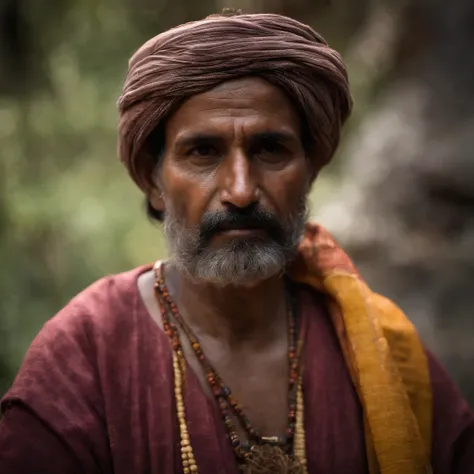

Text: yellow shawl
xmin=290 ymin=223 xmax=432 ymax=474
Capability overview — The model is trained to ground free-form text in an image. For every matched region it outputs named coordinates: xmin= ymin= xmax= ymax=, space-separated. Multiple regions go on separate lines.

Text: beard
xmin=162 ymin=198 xmax=308 ymax=287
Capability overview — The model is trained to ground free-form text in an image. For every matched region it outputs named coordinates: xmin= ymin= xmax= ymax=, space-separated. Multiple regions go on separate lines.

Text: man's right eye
xmin=189 ymin=144 xmax=217 ymax=157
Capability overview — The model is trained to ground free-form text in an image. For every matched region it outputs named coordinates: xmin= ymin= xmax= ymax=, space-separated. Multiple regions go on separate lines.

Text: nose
xmin=219 ymin=150 xmax=259 ymax=209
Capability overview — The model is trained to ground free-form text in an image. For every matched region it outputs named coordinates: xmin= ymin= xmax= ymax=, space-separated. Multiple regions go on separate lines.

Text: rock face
xmin=318 ymin=0 xmax=474 ymax=404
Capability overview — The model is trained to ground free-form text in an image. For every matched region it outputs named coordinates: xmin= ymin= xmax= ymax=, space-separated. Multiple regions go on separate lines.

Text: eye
xmin=261 ymin=141 xmax=286 ymax=154
xmin=255 ymin=140 xmax=289 ymax=162
xmin=189 ymin=144 xmax=218 ymax=157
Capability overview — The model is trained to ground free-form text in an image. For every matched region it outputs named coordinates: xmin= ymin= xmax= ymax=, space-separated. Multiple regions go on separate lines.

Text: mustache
xmin=199 ymin=206 xmax=285 ymax=243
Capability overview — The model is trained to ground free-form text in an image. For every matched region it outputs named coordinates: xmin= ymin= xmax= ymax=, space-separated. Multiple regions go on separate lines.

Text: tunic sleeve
xmin=0 ymin=290 xmax=113 ymax=474
xmin=0 ymin=403 xmax=82 ymax=473
xmin=429 ymin=351 xmax=474 ymax=474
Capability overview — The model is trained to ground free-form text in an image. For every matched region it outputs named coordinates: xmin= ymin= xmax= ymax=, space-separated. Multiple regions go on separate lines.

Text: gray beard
xmin=162 ymin=200 xmax=308 ymax=287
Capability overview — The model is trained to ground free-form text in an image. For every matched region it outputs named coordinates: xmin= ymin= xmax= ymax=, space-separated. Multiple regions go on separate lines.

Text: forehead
xmin=165 ymin=77 xmax=301 ymax=139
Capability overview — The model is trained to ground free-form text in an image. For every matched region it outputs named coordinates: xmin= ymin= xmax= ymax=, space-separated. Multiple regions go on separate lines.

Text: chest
xmin=167 ymin=309 xmax=368 ymax=474
xmin=182 ymin=332 xmax=291 ymax=439
xmin=104 ymin=289 xmax=369 ymax=474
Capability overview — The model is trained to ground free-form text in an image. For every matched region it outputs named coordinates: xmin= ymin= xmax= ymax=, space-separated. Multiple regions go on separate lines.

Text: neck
xmin=164 ymin=261 xmax=289 ymax=348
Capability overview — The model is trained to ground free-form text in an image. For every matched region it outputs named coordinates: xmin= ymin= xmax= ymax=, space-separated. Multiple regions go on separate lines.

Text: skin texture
xmin=139 ymin=77 xmax=316 ymax=440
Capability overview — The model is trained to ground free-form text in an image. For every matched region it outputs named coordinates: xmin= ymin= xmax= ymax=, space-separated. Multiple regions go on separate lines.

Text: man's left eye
xmin=256 ymin=141 xmax=289 ymax=160
xmin=262 ymin=142 xmax=285 ymax=154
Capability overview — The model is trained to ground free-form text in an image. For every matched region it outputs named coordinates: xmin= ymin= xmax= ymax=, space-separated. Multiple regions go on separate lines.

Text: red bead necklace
xmin=154 ymin=263 xmax=304 ymax=467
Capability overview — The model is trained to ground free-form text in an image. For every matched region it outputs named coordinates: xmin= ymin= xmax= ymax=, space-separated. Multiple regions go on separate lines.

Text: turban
xmin=118 ymin=12 xmax=353 ymax=192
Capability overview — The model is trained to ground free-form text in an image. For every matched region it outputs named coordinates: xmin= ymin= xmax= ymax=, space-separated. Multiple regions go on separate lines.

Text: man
xmin=0 ymin=11 xmax=473 ymax=474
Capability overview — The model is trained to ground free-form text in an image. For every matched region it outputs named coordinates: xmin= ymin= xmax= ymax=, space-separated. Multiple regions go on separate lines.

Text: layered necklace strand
xmin=153 ymin=261 xmax=308 ymax=473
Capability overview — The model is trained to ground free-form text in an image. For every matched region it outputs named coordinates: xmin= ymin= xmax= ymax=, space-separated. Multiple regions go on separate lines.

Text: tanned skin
xmin=138 ymin=77 xmax=314 ymax=443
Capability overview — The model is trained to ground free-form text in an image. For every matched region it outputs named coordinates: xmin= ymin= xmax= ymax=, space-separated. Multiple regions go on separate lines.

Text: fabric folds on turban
xmin=117 ymin=13 xmax=353 ymax=192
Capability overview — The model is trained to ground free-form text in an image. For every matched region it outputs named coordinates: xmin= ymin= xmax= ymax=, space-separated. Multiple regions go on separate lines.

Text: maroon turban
xmin=118 ymin=12 xmax=352 ymax=192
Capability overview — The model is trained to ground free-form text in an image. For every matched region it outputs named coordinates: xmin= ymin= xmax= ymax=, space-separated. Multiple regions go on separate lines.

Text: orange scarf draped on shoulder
xmin=289 ymin=223 xmax=432 ymax=474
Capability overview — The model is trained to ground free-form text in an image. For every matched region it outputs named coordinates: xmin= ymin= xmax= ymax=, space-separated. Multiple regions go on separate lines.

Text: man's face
xmin=150 ymin=77 xmax=313 ymax=286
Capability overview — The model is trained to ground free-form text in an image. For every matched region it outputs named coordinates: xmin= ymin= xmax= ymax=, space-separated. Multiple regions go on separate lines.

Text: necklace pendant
xmin=261 ymin=435 xmax=281 ymax=444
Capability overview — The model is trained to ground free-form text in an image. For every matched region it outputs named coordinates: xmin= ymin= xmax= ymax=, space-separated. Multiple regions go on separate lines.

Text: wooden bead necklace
xmin=154 ymin=261 xmax=308 ymax=473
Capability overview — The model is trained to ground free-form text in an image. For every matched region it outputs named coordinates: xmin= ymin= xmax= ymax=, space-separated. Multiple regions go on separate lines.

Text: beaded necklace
xmin=153 ymin=261 xmax=308 ymax=473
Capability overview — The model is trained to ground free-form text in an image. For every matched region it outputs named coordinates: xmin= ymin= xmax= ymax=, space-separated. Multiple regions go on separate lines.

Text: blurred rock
xmin=318 ymin=0 xmax=474 ymax=404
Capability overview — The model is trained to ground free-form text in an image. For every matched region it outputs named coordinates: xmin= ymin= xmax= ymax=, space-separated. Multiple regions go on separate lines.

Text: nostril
xmin=221 ymin=192 xmax=259 ymax=209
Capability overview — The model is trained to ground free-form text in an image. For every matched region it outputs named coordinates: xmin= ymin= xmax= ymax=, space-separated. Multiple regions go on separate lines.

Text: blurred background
xmin=1 ymin=0 xmax=473 ymax=404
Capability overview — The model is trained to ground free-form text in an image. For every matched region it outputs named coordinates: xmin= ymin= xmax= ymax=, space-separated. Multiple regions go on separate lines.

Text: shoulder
xmin=0 ymin=267 xmax=152 ymax=474
xmin=428 ymin=350 xmax=474 ymax=471
xmin=370 ymin=292 xmax=429 ymax=377
xmin=428 ymin=349 xmax=473 ymax=424
xmin=2 ymin=265 xmax=152 ymax=406
xmin=40 ymin=264 xmax=151 ymax=342
xmin=373 ymin=292 xmax=474 ymax=467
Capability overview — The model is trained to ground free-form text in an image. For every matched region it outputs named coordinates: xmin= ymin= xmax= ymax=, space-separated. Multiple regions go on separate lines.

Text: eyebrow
xmin=174 ymin=130 xmax=300 ymax=149
xmin=174 ymin=133 xmax=224 ymax=149
xmin=251 ymin=131 xmax=299 ymax=145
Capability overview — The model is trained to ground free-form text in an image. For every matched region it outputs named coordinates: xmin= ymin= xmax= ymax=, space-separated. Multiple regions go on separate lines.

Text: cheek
xmin=264 ymin=160 xmax=310 ymax=214
xmin=161 ymin=162 xmax=213 ymax=226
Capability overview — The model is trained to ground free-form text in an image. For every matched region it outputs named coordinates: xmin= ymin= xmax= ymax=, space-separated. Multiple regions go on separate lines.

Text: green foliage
xmin=0 ymin=1 xmax=173 ymax=392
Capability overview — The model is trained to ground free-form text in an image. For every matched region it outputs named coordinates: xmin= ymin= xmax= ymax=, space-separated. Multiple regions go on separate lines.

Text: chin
xmin=188 ymin=252 xmax=286 ymax=287
xmin=174 ymin=238 xmax=294 ymax=288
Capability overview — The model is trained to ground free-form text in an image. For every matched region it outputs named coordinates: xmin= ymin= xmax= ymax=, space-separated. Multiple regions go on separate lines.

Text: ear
xmin=148 ymin=185 xmax=165 ymax=215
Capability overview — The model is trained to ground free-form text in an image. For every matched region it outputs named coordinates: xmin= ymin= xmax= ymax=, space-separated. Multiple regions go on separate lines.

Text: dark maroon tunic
xmin=0 ymin=266 xmax=473 ymax=473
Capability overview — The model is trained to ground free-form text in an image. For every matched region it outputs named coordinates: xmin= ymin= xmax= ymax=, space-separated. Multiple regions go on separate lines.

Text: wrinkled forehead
xmin=164 ymin=77 xmax=303 ymax=144
xmin=117 ymin=13 xmax=351 ymax=194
